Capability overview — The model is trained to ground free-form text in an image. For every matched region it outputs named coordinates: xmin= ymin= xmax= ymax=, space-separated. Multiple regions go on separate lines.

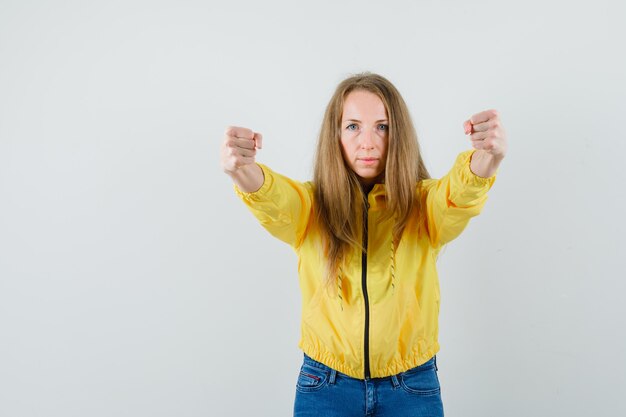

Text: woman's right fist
xmin=220 ymin=126 xmax=263 ymax=175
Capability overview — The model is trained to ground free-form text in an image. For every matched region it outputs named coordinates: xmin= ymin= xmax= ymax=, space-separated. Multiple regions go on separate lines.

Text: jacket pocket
xmin=399 ymin=360 xmax=441 ymax=396
xmin=296 ymin=364 xmax=329 ymax=393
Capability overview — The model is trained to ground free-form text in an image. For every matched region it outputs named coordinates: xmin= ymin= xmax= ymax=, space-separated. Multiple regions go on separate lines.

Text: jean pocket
xmin=399 ymin=363 xmax=441 ymax=396
xmin=296 ymin=364 xmax=329 ymax=393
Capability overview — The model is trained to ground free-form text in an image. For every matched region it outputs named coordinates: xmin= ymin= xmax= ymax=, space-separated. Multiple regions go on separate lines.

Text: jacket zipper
xmin=362 ymin=197 xmax=371 ymax=380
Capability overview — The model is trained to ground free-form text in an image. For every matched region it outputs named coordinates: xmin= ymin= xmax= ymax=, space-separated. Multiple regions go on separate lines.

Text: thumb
xmin=253 ymin=132 xmax=263 ymax=149
xmin=463 ymin=119 xmax=473 ymax=135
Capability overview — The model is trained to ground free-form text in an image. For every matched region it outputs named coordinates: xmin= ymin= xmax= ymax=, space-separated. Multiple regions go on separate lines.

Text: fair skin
xmin=220 ymin=94 xmax=507 ymax=192
xmin=463 ymin=109 xmax=508 ymax=177
xmin=340 ymin=90 xmax=389 ymax=189
xmin=220 ymin=127 xmax=264 ymax=193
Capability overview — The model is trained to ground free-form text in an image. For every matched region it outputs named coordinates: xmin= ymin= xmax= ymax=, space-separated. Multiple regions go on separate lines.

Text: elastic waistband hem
xmin=302 ymin=352 xmax=437 ymax=381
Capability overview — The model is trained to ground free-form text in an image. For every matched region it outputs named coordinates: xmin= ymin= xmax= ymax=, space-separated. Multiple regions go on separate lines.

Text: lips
xmin=357 ymin=158 xmax=379 ymax=166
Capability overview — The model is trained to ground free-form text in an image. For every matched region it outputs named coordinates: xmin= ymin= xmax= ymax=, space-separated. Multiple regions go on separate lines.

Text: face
xmin=340 ymin=90 xmax=389 ymax=186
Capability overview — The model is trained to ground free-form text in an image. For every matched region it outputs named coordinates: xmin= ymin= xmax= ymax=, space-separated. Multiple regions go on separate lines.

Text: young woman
xmin=220 ymin=72 xmax=507 ymax=417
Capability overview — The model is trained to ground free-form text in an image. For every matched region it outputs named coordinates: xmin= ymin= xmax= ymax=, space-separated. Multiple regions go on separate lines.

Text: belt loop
xmin=329 ymin=369 xmax=337 ymax=385
xmin=434 ymin=355 xmax=438 ymax=371
xmin=390 ymin=374 xmax=400 ymax=388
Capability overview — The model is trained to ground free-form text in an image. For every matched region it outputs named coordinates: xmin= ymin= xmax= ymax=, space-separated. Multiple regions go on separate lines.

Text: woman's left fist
xmin=463 ymin=109 xmax=507 ymax=160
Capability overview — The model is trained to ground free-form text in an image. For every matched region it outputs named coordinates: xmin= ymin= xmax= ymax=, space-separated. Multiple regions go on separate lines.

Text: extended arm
xmin=220 ymin=125 xmax=312 ymax=248
xmin=422 ymin=109 xmax=507 ymax=247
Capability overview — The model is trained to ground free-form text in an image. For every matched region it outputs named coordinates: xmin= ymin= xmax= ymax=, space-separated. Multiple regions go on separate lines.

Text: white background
xmin=1 ymin=0 xmax=625 ymax=416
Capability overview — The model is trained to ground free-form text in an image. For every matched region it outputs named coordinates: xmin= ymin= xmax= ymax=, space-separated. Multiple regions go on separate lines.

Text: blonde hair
xmin=313 ymin=72 xmax=431 ymax=291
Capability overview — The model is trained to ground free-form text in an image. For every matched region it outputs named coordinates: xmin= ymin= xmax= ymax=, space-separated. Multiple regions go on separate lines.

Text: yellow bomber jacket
xmin=234 ymin=150 xmax=496 ymax=379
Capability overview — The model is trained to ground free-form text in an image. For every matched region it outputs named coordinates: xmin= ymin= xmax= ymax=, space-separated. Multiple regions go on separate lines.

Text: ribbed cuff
xmin=233 ymin=163 xmax=273 ymax=202
xmin=458 ymin=150 xmax=497 ymax=186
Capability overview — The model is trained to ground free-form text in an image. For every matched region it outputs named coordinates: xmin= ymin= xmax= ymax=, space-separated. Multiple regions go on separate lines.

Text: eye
xmin=378 ymin=124 xmax=388 ymax=131
xmin=346 ymin=123 xmax=358 ymax=131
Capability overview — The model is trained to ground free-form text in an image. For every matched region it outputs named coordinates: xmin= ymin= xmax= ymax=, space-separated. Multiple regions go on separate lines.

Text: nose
xmin=359 ymin=129 xmax=375 ymax=150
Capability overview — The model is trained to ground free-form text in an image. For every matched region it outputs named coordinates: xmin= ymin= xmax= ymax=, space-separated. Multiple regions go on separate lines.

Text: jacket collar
xmin=366 ymin=183 xmax=387 ymax=211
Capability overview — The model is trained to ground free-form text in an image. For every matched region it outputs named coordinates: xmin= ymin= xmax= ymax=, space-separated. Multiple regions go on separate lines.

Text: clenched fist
xmin=221 ymin=126 xmax=265 ymax=193
xmin=462 ymin=109 xmax=507 ymax=177
xmin=463 ymin=109 xmax=507 ymax=160
xmin=221 ymin=126 xmax=263 ymax=174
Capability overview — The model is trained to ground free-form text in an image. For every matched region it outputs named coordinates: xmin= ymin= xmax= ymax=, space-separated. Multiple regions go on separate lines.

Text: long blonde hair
xmin=313 ymin=72 xmax=431 ymax=291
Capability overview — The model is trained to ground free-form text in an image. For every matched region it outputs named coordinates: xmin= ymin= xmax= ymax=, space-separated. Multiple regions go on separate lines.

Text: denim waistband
xmin=302 ymin=353 xmax=437 ymax=380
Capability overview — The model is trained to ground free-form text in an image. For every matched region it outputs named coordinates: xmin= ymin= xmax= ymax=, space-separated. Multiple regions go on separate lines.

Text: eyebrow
xmin=344 ymin=119 xmax=388 ymax=123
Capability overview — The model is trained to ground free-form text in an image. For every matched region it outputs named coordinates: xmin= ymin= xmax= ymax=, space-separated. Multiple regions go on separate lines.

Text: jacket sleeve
xmin=420 ymin=150 xmax=497 ymax=247
xmin=233 ymin=163 xmax=313 ymax=248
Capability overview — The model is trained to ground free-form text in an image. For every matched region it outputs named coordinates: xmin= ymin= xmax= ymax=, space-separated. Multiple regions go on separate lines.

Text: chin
xmin=356 ymin=171 xmax=384 ymax=183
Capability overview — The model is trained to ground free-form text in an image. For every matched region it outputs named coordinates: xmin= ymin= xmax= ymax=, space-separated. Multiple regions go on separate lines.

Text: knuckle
xmin=224 ymin=126 xmax=236 ymax=136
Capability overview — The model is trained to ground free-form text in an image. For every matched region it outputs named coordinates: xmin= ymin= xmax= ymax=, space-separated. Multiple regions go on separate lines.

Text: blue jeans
xmin=293 ymin=353 xmax=444 ymax=417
